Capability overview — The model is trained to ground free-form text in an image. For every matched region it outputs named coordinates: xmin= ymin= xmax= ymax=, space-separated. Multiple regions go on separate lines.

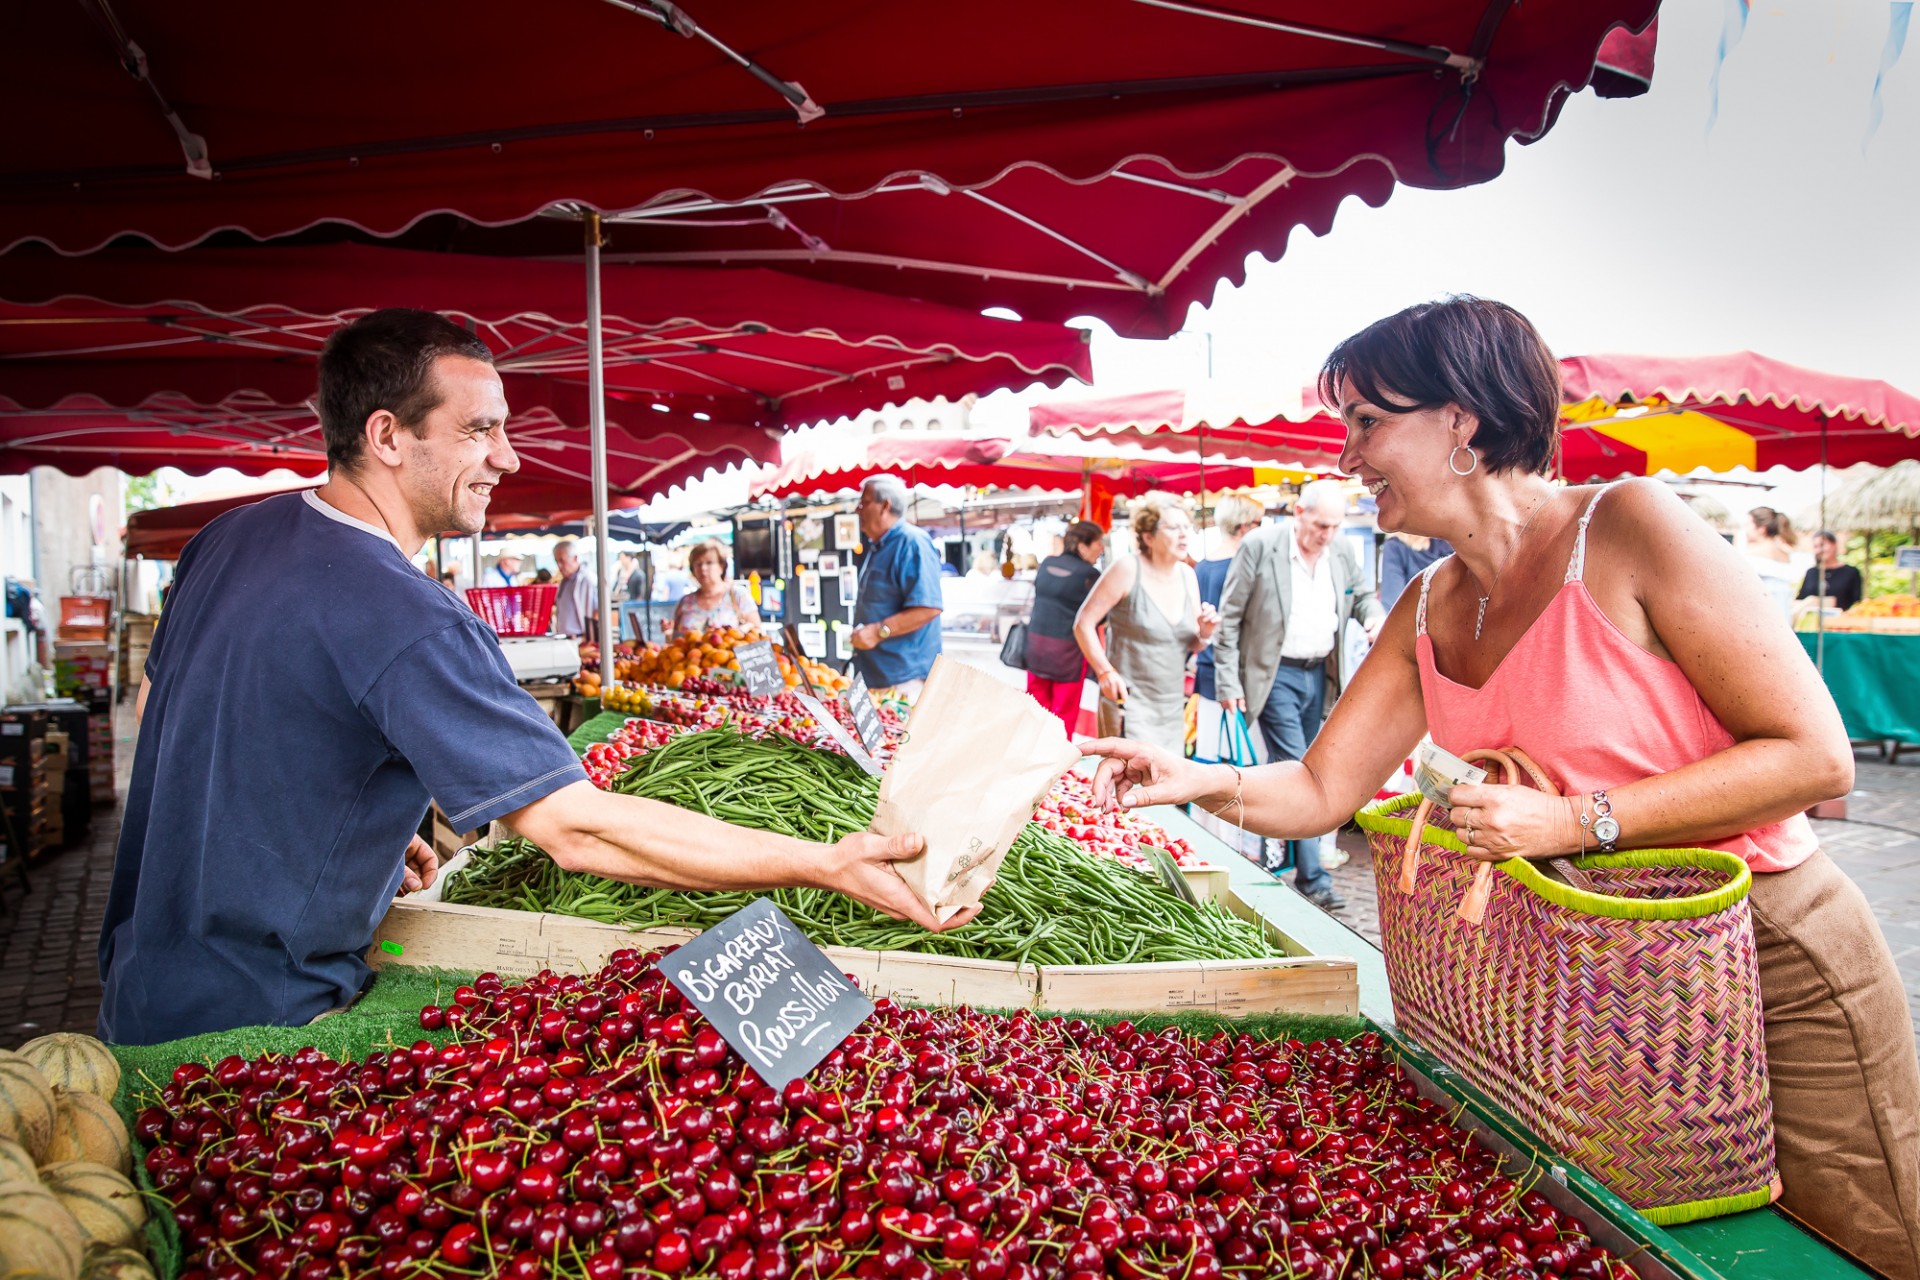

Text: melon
xmin=38 ymin=1163 xmax=146 ymax=1250
xmin=41 ymin=1093 xmax=130 ymax=1177
xmin=0 ymin=1178 xmax=85 ymax=1280
xmin=0 ymin=1056 xmax=57 ymax=1162
xmin=82 ymin=1248 xmax=156 ymax=1280
xmin=0 ymin=1136 xmax=35 ymax=1183
xmin=15 ymin=1037 xmax=120 ymax=1103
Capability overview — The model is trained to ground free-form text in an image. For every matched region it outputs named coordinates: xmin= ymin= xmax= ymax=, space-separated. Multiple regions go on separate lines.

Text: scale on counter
xmin=499 ymin=635 xmax=582 ymax=684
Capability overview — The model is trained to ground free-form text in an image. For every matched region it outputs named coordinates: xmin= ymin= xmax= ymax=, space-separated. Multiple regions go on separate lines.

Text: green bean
xmin=442 ymin=727 xmax=1282 ymax=966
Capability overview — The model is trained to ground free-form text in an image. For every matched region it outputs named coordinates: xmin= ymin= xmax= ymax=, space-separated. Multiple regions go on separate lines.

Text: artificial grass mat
xmin=109 ymin=961 xmax=1366 ymax=1280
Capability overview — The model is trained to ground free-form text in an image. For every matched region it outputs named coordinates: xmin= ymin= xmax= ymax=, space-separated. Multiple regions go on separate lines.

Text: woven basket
xmin=1356 ymin=750 xmax=1779 ymax=1225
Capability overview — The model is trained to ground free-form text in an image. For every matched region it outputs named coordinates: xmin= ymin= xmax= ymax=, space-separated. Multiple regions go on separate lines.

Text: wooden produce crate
xmin=368 ymin=883 xmax=1357 ymax=1018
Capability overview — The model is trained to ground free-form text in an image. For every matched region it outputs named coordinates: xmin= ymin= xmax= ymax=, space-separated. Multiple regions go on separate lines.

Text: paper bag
xmin=871 ymin=656 xmax=1081 ymax=922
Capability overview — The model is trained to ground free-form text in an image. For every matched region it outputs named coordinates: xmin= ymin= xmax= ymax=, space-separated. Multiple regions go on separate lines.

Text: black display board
xmin=659 ymin=898 xmax=875 ymax=1089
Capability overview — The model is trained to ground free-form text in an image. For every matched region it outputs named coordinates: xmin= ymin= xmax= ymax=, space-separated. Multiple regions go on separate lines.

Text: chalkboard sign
xmin=735 ymin=640 xmax=784 ymax=696
xmin=659 ymin=898 xmax=875 ymax=1089
xmin=845 ymin=669 xmax=886 ymax=756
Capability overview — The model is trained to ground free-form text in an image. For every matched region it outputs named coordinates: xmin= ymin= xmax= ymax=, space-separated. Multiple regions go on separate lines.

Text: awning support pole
xmin=586 ymin=211 xmax=616 ymax=687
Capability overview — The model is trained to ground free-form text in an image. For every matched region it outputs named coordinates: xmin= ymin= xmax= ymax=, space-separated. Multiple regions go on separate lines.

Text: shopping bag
xmin=1355 ymin=746 xmax=1779 ymax=1225
xmin=871 ymin=656 xmax=1081 ymax=922
xmin=1191 ymin=699 xmax=1256 ymax=767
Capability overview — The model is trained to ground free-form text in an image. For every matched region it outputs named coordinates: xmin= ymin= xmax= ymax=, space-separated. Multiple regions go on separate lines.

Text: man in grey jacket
xmin=1214 ymin=481 xmax=1385 ymax=909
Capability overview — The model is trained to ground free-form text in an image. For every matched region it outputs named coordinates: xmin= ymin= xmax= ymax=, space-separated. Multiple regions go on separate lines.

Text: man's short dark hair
xmin=1319 ymin=296 xmax=1561 ymax=476
xmin=317 ymin=308 xmax=495 ymax=472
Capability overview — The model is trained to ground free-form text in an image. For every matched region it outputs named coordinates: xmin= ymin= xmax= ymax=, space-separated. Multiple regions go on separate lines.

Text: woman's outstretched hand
xmin=1080 ymin=737 xmax=1211 ymax=811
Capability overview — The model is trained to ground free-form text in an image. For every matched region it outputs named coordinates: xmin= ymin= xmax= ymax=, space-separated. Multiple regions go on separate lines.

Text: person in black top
xmin=1024 ymin=520 xmax=1105 ymax=733
xmin=1797 ymin=530 xmax=1864 ymax=613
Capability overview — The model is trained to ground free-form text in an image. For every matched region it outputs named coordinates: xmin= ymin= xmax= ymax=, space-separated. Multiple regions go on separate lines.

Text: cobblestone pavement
xmin=1281 ymin=747 xmax=1920 ymax=1045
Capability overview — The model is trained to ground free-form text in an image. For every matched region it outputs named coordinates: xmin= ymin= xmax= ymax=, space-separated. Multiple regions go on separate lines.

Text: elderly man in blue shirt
xmin=848 ymin=475 xmax=944 ymax=700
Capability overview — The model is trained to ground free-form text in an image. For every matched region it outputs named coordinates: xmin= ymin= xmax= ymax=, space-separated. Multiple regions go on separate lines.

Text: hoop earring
xmin=1448 ymin=444 xmax=1478 ymax=476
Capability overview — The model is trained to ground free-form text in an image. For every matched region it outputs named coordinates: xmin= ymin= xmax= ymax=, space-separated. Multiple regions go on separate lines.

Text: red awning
xmin=751 ymin=433 xmax=1265 ymax=500
xmin=123 ymin=479 xmax=641 ymax=559
xmin=0 ymin=243 xmax=1088 ymax=420
xmin=1028 ymin=390 xmax=1349 ymax=466
xmin=0 ymin=242 xmax=1090 ymax=488
xmin=3 ymin=2 xmax=1654 ymax=336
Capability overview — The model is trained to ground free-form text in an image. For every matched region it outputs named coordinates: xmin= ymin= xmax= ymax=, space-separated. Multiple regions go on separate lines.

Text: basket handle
xmin=1400 ymin=745 xmax=1595 ymax=924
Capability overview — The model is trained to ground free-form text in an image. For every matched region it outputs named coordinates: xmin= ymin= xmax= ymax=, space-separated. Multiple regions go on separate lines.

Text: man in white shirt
xmin=1213 ymin=481 xmax=1385 ymax=909
xmin=552 ymin=539 xmax=597 ymax=639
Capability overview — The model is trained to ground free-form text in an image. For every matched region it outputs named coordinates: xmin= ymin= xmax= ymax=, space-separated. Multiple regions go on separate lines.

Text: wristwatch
xmin=876 ymin=623 xmax=892 ymax=640
xmin=1591 ymin=790 xmax=1619 ymax=852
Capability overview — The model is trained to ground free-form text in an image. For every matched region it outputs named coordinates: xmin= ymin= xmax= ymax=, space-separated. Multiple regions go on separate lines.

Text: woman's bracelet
xmin=1202 ymin=764 xmax=1244 ymax=824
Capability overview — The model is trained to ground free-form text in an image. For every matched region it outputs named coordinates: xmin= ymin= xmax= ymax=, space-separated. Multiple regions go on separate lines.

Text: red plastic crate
xmin=465 ymin=585 xmax=557 ymax=637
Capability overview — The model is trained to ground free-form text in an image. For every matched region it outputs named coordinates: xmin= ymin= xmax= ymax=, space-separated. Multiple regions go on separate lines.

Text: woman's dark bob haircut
xmin=1319 ymin=296 xmax=1561 ymax=477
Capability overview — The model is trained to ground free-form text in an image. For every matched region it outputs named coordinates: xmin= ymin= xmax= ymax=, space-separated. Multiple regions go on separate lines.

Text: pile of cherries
xmin=136 ymin=952 xmax=1635 ymax=1280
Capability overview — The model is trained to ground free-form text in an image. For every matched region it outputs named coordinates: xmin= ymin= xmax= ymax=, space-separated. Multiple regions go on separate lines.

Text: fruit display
xmin=582 ymin=720 xmax=689 ymax=790
xmin=1851 ymin=593 xmax=1920 ymax=617
xmin=445 ymin=730 xmax=1278 ymax=967
xmin=129 ymin=953 xmax=1637 ymax=1280
xmin=0 ymin=1036 xmax=153 ymax=1280
xmin=1033 ymin=776 xmax=1204 ymax=874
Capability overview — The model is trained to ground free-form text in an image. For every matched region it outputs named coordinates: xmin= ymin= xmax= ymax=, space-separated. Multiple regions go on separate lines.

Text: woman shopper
xmin=1023 ymin=521 xmax=1105 ymax=734
xmin=1746 ymin=505 xmax=1806 ymax=620
xmin=1074 ymin=494 xmax=1219 ymax=754
xmin=1193 ymin=492 xmax=1265 ymax=701
xmin=1081 ymin=297 xmax=1919 ymax=1278
xmin=669 ymin=540 xmax=759 ymax=637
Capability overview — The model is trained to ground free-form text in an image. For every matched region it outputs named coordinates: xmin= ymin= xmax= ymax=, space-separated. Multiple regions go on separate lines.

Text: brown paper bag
xmin=871 ymin=655 xmax=1081 ymax=922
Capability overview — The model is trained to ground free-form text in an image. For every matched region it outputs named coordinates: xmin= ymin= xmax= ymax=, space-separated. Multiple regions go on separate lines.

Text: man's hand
xmin=1220 ymin=696 xmax=1245 ymax=714
xmin=849 ymin=624 xmax=882 ymax=652
xmin=820 ymin=831 xmax=981 ymax=931
xmin=399 ymin=835 xmax=439 ymax=895
xmin=1364 ymin=614 xmax=1385 ymax=645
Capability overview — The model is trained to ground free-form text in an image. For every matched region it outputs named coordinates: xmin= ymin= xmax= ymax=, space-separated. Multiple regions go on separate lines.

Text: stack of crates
xmin=53 ymin=640 xmax=115 ymax=806
xmin=8 ymin=701 xmax=91 ymax=842
xmin=0 ymin=708 xmax=57 ymax=859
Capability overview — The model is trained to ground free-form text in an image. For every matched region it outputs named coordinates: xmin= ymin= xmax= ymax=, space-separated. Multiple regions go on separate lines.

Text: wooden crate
xmin=369 ymin=888 xmax=1356 ymax=1018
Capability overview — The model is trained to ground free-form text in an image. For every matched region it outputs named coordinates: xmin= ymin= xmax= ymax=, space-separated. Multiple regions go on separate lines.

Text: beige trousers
xmin=1751 ymin=849 xmax=1920 ymax=1279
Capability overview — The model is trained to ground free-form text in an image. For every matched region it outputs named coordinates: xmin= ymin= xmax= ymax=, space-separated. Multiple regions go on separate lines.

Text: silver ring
xmin=1463 ymin=825 xmax=1474 ymax=846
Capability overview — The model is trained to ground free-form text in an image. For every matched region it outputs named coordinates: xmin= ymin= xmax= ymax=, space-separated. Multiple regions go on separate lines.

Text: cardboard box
xmin=369 ymin=886 xmax=1359 ymax=1019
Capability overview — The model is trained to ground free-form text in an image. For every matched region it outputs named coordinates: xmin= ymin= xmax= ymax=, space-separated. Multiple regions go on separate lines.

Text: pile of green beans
xmin=443 ymin=728 xmax=1282 ymax=967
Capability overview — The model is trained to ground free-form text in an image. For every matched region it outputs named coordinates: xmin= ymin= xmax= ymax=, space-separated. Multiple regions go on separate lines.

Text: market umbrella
xmin=749 ymin=433 xmax=1283 ymax=503
xmin=1556 ymin=352 xmax=1920 ymax=480
xmin=1031 ymin=355 xmax=1920 ymax=480
xmin=123 ymin=478 xmax=645 ymax=560
xmin=0 ymin=242 xmax=1091 ymax=468
xmin=1814 ymin=460 xmax=1920 ymax=536
xmin=4 ymin=2 xmax=1652 ymax=337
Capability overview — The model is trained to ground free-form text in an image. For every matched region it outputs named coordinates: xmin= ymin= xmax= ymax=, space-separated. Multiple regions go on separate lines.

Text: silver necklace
xmin=1474 ymin=492 xmax=1555 ymax=640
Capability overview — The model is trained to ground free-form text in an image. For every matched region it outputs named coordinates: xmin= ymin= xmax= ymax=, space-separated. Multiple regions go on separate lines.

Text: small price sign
xmin=1897 ymin=546 xmax=1920 ymax=571
xmin=845 ymin=669 xmax=886 ymax=757
xmin=734 ymin=640 xmax=784 ymax=696
xmin=659 ymin=899 xmax=875 ymax=1089
xmin=795 ymin=692 xmax=882 ymax=777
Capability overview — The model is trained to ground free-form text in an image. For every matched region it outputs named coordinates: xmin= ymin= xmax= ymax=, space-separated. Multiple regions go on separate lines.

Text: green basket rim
xmin=1357 ymin=792 xmax=1752 ymax=920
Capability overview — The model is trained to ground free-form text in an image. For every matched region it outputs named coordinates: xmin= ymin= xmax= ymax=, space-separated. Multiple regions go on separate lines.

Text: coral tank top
xmin=1413 ymin=484 xmax=1816 ymax=874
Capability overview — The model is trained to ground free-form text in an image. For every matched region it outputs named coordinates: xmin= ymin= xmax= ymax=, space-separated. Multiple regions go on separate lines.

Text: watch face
xmin=1593 ymin=816 xmax=1620 ymax=844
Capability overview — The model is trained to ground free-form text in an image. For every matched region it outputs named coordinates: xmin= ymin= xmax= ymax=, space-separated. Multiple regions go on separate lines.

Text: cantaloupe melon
xmin=0 ymin=1135 xmax=35 ymax=1183
xmin=0 ymin=1177 xmax=85 ymax=1280
xmin=15 ymin=1037 xmax=120 ymax=1103
xmin=38 ymin=1163 xmax=146 ymax=1250
xmin=82 ymin=1247 xmax=156 ymax=1280
xmin=41 ymin=1093 xmax=129 ymax=1178
xmin=0 ymin=1056 xmax=57 ymax=1162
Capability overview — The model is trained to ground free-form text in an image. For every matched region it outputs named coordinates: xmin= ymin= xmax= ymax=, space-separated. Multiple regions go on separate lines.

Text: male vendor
xmin=101 ymin=309 xmax=966 ymax=1044
xmin=847 ymin=474 xmax=944 ymax=700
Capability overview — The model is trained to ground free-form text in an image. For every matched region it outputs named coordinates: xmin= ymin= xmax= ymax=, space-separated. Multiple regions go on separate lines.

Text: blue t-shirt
xmin=1192 ymin=555 xmax=1234 ymax=700
xmin=98 ymin=492 xmax=586 ymax=1045
xmin=852 ymin=522 xmax=944 ymax=687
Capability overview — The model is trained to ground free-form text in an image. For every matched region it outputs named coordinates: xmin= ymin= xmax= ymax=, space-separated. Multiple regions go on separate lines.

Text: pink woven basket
xmin=1355 ymin=747 xmax=1779 ymax=1225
